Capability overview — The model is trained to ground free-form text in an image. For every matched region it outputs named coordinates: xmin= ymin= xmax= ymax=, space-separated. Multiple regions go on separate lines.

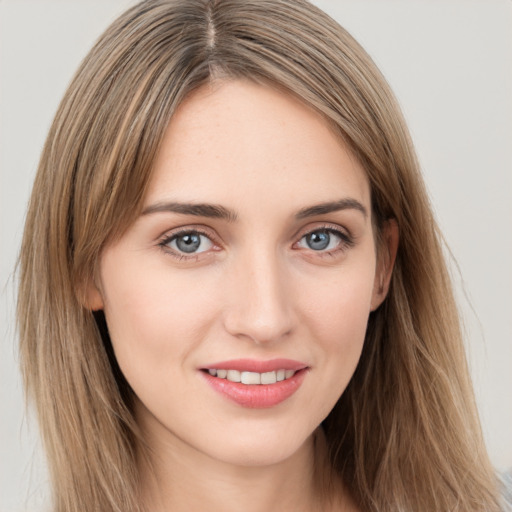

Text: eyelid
xmin=293 ymin=222 xmax=355 ymax=254
xmin=295 ymin=222 xmax=353 ymax=242
xmin=155 ymin=221 xmax=355 ymax=262
xmin=157 ymin=225 xmax=221 ymax=260
xmin=156 ymin=223 xmax=221 ymax=243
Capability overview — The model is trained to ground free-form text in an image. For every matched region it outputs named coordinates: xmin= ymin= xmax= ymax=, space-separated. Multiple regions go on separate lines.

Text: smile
xmin=200 ymin=359 xmax=309 ymax=408
xmin=205 ymin=369 xmax=296 ymax=384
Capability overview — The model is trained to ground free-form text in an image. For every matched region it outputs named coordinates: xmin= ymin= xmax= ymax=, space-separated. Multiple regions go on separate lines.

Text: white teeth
xmin=207 ymin=368 xmax=297 ymax=384
xmin=241 ymin=371 xmax=261 ymax=385
xmin=226 ymin=369 xmax=241 ymax=382
xmin=261 ymin=371 xmax=277 ymax=384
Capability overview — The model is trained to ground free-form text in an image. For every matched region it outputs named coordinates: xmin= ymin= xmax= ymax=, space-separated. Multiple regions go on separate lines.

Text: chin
xmin=196 ymin=420 xmax=317 ymax=468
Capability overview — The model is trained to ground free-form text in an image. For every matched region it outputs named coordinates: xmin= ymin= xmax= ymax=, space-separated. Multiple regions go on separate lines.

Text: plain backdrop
xmin=1 ymin=1 xmax=511 ymax=510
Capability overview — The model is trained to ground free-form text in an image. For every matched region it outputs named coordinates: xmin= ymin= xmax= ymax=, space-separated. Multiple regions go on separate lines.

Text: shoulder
xmin=500 ymin=470 xmax=512 ymax=511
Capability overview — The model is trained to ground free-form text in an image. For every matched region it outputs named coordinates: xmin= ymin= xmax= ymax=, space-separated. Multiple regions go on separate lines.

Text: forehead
xmin=145 ymin=79 xmax=370 ymax=214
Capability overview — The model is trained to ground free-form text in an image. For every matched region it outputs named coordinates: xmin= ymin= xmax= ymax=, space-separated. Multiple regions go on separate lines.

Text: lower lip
xmin=201 ymin=369 xmax=308 ymax=408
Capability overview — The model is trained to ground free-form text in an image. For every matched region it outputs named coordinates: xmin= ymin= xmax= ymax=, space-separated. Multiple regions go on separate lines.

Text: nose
xmin=222 ymin=248 xmax=295 ymax=345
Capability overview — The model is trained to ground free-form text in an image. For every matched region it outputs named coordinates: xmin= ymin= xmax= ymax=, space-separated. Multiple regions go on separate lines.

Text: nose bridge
xmin=223 ymin=244 xmax=294 ymax=344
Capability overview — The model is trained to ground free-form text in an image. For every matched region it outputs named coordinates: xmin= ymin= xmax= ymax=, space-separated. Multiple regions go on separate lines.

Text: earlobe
xmin=80 ymin=280 xmax=104 ymax=311
xmin=371 ymin=219 xmax=399 ymax=311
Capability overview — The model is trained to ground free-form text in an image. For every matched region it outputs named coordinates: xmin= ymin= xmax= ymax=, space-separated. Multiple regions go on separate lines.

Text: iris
xmin=305 ymin=231 xmax=332 ymax=251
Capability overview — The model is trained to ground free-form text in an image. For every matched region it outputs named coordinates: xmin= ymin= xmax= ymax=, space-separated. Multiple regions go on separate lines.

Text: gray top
xmin=501 ymin=470 xmax=512 ymax=511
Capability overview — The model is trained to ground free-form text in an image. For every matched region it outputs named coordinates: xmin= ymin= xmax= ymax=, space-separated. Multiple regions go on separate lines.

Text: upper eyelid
xmin=156 ymin=222 xmax=353 ymax=249
xmin=158 ymin=228 xmax=218 ymax=260
xmin=158 ymin=225 xmax=218 ymax=243
xmin=294 ymin=222 xmax=353 ymax=241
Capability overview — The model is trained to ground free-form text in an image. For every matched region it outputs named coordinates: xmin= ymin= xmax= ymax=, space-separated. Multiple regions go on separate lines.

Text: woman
xmin=16 ymin=0 xmax=505 ymax=511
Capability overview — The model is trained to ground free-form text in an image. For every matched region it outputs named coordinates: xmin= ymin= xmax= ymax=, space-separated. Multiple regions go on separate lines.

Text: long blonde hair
xmin=18 ymin=0 xmax=501 ymax=511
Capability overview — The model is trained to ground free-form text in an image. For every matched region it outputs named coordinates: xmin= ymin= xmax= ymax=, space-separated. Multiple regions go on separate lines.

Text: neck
xmin=137 ymin=420 xmax=353 ymax=512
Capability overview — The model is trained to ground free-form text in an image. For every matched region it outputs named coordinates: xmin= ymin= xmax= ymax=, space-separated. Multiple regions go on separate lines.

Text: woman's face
xmin=90 ymin=80 xmax=392 ymax=467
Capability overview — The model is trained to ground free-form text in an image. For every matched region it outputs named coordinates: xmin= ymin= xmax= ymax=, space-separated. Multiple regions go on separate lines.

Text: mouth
xmin=201 ymin=368 xmax=298 ymax=385
xmin=200 ymin=359 xmax=309 ymax=408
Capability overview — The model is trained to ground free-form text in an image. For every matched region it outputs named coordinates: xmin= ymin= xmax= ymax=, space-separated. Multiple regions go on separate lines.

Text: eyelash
xmin=157 ymin=224 xmax=354 ymax=261
xmin=294 ymin=224 xmax=355 ymax=258
xmin=158 ymin=227 xmax=218 ymax=261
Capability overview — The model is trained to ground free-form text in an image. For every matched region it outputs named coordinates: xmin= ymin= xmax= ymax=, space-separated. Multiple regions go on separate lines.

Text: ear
xmin=80 ymin=278 xmax=104 ymax=311
xmin=370 ymin=219 xmax=399 ymax=311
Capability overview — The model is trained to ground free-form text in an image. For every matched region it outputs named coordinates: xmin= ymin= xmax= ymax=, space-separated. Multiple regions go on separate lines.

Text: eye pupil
xmin=176 ymin=233 xmax=201 ymax=253
xmin=307 ymin=231 xmax=330 ymax=250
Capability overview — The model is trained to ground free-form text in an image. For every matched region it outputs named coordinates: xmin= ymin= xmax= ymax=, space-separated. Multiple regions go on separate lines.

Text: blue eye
xmin=297 ymin=229 xmax=345 ymax=252
xmin=165 ymin=231 xmax=213 ymax=254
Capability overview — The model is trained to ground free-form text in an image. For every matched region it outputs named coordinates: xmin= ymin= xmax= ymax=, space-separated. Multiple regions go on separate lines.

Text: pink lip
xmin=200 ymin=359 xmax=309 ymax=409
xmin=202 ymin=358 xmax=307 ymax=373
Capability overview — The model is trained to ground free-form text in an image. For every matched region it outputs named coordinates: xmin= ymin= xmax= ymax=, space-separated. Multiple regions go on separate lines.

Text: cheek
xmin=99 ymin=254 xmax=219 ymax=383
xmin=297 ymin=258 xmax=376 ymax=385
xmin=326 ymin=284 xmax=373 ymax=346
xmin=301 ymin=259 xmax=376 ymax=340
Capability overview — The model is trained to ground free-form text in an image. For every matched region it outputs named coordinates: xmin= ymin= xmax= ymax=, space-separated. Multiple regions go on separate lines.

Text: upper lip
xmin=201 ymin=358 xmax=308 ymax=373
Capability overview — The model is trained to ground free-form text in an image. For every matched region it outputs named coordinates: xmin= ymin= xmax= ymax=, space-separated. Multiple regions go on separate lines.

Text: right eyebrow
xmin=141 ymin=201 xmax=238 ymax=222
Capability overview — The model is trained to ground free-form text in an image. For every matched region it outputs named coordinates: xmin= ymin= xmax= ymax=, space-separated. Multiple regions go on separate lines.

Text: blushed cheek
xmin=101 ymin=266 xmax=219 ymax=378
xmin=304 ymin=272 xmax=375 ymax=356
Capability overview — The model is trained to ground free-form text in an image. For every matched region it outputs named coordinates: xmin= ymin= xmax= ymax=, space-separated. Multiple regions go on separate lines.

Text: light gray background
xmin=1 ymin=1 xmax=511 ymax=510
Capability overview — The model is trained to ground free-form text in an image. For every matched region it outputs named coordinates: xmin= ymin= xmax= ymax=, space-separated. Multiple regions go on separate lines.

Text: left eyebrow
xmin=295 ymin=198 xmax=368 ymax=219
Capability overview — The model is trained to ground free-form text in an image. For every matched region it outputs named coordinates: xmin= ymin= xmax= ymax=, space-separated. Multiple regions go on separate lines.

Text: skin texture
xmin=88 ymin=80 xmax=397 ymax=512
